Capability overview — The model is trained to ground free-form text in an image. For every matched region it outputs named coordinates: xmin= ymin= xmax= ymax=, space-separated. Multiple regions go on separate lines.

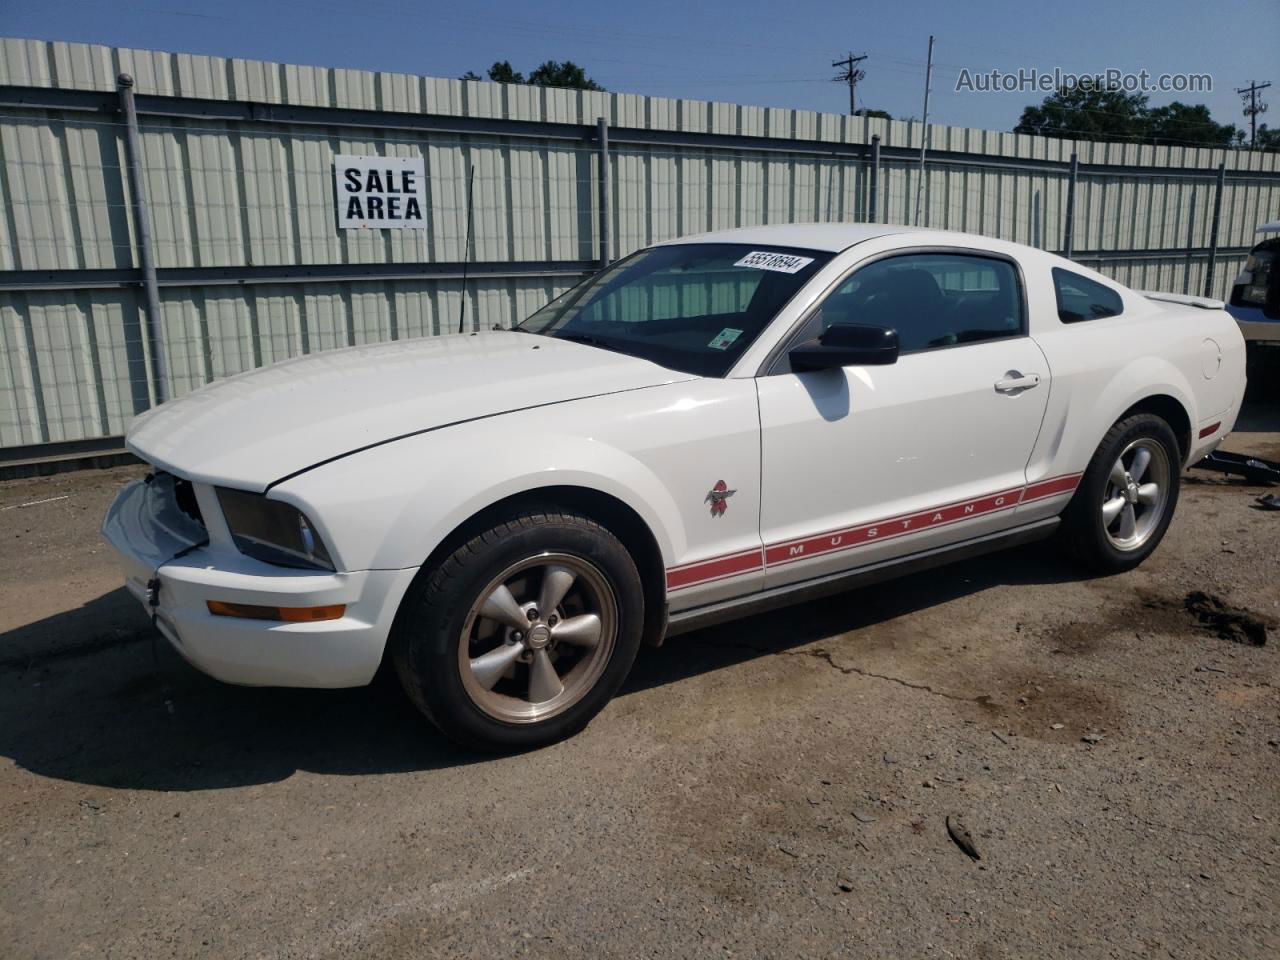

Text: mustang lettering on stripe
xmin=764 ymin=485 xmax=1024 ymax=567
xmin=665 ymin=473 xmax=1083 ymax=591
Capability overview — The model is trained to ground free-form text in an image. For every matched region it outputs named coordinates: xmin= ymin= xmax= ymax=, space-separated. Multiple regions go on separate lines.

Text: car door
xmin=755 ymin=249 xmax=1051 ymax=589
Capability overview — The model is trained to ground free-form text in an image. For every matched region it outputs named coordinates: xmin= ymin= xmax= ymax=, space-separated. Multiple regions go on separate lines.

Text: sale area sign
xmin=335 ymin=155 xmax=426 ymax=229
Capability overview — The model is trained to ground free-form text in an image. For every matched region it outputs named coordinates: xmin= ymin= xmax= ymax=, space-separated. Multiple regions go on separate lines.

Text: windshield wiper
xmin=553 ymin=332 xmax=624 ymax=354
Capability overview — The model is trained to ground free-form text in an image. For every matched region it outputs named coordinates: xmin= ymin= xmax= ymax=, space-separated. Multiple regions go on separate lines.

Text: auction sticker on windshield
xmin=708 ymin=327 xmax=743 ymax=350
xmin=734 ymin=251 xmax=815 ymax=273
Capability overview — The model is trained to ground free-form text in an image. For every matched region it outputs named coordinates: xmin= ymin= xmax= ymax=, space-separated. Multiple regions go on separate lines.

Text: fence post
xmin=1182 ymin=189 xmax=1197 ymax=295
xmin=117 ymin=73 xmax=168 ymax=404
xmin=596 ymin=117 xmax=611 ymax=269
xmin=1062 ymin=152 xmax=1078 ymax=259
xmin=868 ymin=134 xmax=880 ymax=223
xmin=1203 ymin=162 xmax=1226 ymax=299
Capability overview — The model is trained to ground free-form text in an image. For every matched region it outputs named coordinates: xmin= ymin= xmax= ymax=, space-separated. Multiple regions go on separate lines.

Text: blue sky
xmin=3 ymin=0 xmax=1277 ymax=136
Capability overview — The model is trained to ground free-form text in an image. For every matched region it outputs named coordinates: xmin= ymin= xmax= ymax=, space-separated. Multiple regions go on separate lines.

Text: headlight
xmin=216 ymin=488 xmax=334 ymax=570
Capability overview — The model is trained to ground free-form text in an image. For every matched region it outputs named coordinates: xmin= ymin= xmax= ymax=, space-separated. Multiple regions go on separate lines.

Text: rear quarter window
xmin=1053 ymin=268 xmax=1124 ymax=323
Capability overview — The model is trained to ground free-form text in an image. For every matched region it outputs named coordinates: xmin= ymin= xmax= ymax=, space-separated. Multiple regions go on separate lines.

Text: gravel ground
xmin=1 ymin=400 xmax=1277 ymax=960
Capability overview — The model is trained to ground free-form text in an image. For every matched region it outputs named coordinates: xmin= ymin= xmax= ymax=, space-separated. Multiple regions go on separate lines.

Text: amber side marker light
xmin=207 ymin=600 xmax=346 ymax=622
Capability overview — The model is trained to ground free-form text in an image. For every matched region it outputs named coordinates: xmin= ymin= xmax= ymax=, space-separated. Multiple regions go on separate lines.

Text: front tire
xmin=1060 ymin=413 xmax=1181 ymax=574
xmin=391 ymin=508 xmax=644 ymax=752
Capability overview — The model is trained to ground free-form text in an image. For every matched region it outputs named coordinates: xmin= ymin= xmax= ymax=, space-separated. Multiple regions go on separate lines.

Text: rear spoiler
xmin=1139 ymin=291 xmax=1225 ymax=310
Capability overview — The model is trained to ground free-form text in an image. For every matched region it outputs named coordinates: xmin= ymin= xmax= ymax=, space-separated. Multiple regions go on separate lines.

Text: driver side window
xmin=813 ymin=253 xmax=1025 ymax=353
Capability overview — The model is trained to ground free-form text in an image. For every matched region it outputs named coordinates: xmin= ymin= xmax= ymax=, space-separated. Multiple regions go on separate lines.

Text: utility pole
xmin=1235 ymin=80 xmax=1271 ymax=146
xmin=913 ymin=35 xmax=935 ymax=227
xmin=117 ymin=73 xmax=168 ymax=404
xmin=831 ymin=52 xmax=867 ymax=115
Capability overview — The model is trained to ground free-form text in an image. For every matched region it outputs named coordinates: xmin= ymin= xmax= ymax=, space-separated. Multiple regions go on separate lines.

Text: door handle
xmin=994 ymin=371 xmax=1041 ymax=394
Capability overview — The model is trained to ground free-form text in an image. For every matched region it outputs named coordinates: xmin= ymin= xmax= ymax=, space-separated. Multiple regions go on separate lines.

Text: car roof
xmin=657 ymin=223 xmax=905 ymax=252
xmin=656 ymin=223 xmax=1041 ymax=255
xmin=655 ymin=224 xmax=1143 ymax=296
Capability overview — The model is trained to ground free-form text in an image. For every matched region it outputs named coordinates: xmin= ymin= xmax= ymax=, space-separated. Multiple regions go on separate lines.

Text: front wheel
xmin=1060 ymin=413 xmax=1181 ymax=574
xmin=390 ymin=509 xmax=644 ymax=751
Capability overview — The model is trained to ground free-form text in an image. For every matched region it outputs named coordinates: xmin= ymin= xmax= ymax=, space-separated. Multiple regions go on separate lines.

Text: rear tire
xmin=1060 ymin=413 xmax=1181 ymax=574
xmin=390 ymin=508 xmax=644 ymax=752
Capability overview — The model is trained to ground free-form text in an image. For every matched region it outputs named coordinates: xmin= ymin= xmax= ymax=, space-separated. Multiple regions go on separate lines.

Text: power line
xmin=831 ymin=52 xmax=867 ymax=115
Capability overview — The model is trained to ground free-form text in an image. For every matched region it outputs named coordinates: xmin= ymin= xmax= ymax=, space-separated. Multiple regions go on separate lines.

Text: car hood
xmin=127 ymin=331 xmax=694 ymax=490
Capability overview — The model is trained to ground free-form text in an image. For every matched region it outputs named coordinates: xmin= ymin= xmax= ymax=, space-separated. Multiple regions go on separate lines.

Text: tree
xmin=459 ymin=59 xmax=604 ymax=91
xmin=1145 ymin=102 xmax=1237 ymax=146
xmin=486 ymin=60 xmax=524 ymax=84
xmin=1016 ymin=84 xmax=1243 ymax=147
xmin=527 ymin=60 xmax=603 ymax=91
xmin=1255 ymin=124 xmax=1280 ymax=151
xmin=1015 ymin=84 xmax=1150 ymax=141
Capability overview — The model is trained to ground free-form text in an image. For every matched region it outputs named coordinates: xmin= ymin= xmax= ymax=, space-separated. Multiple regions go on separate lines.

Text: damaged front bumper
xmin=101 ymin=475 xmax=417 ymax=688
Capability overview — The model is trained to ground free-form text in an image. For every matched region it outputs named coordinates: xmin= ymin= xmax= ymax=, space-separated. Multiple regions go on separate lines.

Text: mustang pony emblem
xmin=705 ymin=480 xmax=737 ymax=517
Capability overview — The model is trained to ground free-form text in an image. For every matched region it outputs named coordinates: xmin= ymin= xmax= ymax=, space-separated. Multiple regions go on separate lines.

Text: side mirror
xmin=789 ymin=323 xmax=899 ymax=372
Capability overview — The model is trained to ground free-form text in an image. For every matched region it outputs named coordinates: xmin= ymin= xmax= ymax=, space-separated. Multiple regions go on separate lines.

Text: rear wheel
xmin=1060 ymin=413 xmax=1181 ymax=574
xmin=391 ymin=509 xmax=644 ymax=751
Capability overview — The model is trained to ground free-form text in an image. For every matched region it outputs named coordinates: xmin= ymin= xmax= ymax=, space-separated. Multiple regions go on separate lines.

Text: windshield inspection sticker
xmin=734 ymin=250 xmax=815 ymax=274
xmin=708 ymin=327 xmax=744 ymax=350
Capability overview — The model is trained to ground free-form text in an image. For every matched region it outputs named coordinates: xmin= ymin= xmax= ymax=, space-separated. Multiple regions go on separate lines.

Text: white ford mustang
xmin=103 ymin=224 xmax=1246 ymax=750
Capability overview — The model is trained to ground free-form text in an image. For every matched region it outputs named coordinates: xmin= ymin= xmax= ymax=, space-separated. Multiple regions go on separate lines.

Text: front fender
xmin=275 ymin=426 xmax=680 ymax=572
xmin=272 ymin=378 xmax=762 ymax=575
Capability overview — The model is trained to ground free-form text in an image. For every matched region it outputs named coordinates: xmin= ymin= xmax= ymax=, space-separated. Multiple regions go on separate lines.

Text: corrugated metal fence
xmin=2 ymin=38 xmax=1279 ymax=454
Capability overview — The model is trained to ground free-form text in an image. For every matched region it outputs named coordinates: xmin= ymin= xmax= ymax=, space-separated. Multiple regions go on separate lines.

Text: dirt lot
xmin=1 ymin=402 xmax=1278 ymax=960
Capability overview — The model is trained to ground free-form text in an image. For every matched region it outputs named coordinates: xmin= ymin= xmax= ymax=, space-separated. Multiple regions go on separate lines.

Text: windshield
xmin=518 ymin=243 xmax=832 ymax=376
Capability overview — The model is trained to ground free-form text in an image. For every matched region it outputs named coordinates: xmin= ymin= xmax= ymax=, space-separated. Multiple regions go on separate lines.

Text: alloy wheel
xmin=1101 ymin=438 xmax=1170 ymax=551
xmin=457 ymin=553 xmax=618 ymax=723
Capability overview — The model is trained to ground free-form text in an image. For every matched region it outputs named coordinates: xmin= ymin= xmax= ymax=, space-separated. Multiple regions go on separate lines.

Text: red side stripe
xmin=1022 ymin=473 xmax=1083 ymax=502
xmin=764 ymin=486 xmax=1024 ymax=567
xmin=666 ymin=549 xmax=763 ymax=591
xmin=666 ymin=473 xmax=1083 ymax=592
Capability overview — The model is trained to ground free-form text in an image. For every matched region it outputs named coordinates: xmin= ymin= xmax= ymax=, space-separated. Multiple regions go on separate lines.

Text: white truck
xmin=1227 ymin=221 xmax=1280 ymax=374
